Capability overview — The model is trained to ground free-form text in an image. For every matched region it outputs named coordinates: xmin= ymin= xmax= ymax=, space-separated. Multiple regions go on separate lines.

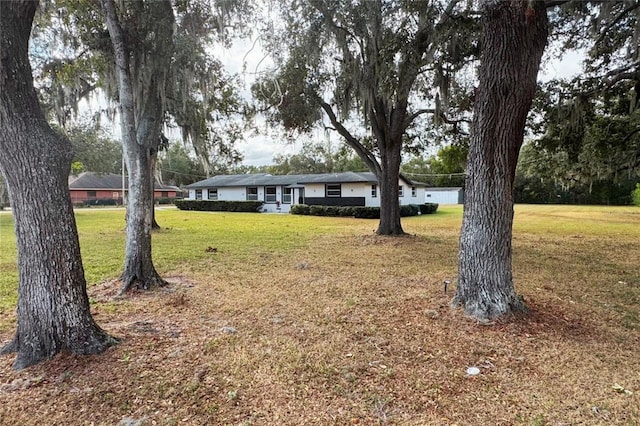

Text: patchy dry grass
xmin=1 ymin=205 xmax=639 ymax=425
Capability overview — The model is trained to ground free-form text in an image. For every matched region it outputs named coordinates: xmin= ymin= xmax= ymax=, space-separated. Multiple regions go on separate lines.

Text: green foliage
xmin=290 ymin=204 xmax=310 ymax=215
xmin=419 ymin=203 xmax=439 ymax=214
xmin=175 ymin=200 xmax=264 ymax=212
xmin=64 ymin=123 xmax=122 ymax=175
xmin=633 ymin=184 xmax=640 ymax=207
xmin=268 ymin=140 xmax=367 ymax=175
xmin=253 ymin=0 xmax=476 ymax=217
xmin=81 ymin=198 xmax=120 ymax=207
xmin=32 ymin=0 xmax=249 ymax=174
xmin=402 ymin=143 xmax=468 ymax=187
xmin=159 ymin=142 xmax=206 ymax=186
xmin=290 ymin=204 xmax=437 ymax=218
xmin=515 ymin=141 xmax=638 ymax=205
xmin=526 ymin=1 xmax=640 ymax=205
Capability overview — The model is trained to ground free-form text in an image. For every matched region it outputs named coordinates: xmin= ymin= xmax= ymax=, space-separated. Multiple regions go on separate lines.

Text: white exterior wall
xmin=341 ymin=182 xmax=366 ymax=198
xmin=304 ymin=183 xmax=325 ymax=198
xmin=398 ymin=179 xmax=424 ymax=205
xmin=364 ymin=183 xmax=380 ymax=207
xmin=216 ymin=187 xmax=245 ymax=201
xmin=260 ymin=185 xmax=294 ymax=213
xmin=425 ymin=189 xmax=462 ymax=204
xmin=187 ymin=185 xmax=294 ymax=212
xmin=186 ymin=178 xmax=430 ymax=213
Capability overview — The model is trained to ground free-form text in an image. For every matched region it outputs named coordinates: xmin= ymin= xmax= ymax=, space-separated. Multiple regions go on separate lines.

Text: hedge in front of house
xmin=155 ymin=197 xmax=179 ymax=205
xmin=290 ymin=203 xmax=438 ymax=218
xmin=83 ymin=198 xmax=119 ymax=206
xmin=420 ymin=203 xmax=439 ymax=214
xmin=174 ymin=199 xmax=264 ymax=212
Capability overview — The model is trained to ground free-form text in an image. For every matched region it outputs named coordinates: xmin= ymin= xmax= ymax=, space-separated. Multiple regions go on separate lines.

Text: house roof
xmin=424 ymin=187 xmax=464 ymax=191
xmin=185 ymin=171 xmax=423 ymax=189
xmin=68 ymin=172 xmax=180 ymax=191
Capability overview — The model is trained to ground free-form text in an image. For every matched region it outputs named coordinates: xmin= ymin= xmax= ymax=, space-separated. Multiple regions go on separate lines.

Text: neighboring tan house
xmin=184 ymin=171 xmax=426 ymax=213
xmin=68 ymin=172 xmax=180 ymax=204
xmin=424 ymin=187 xmax=464 ymax=204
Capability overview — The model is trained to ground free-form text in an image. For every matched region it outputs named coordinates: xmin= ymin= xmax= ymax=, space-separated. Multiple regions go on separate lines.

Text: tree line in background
xmin=1 ymin=0 xmax=639 ymax=369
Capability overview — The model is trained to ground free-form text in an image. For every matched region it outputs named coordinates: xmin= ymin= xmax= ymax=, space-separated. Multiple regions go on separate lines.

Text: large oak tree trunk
xmin=453 ymin=0 xmax=548 ymax=320
xmin=377 ymin=141 xmax=404 ymax=235
xmin=371 ymin=98 xmax=406 ymax=236
xmin=0 ymin=0 xmax=116 ymax=369
xmin=101 ymin=0 xmax=173 ymax=292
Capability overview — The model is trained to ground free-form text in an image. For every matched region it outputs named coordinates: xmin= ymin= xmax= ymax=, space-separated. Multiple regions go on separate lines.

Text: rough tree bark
xmin=371 ymin=104 xmax=406 ymax=236
xmin=320 ymin=98 xmax=405 ymax=235
xmin=453 ymin=0 xmax=549 ymax=320
xmin=101 ymin=0 xmax=174 ymax=292
xmin=0 ymin=0 xmax=117 ymax=369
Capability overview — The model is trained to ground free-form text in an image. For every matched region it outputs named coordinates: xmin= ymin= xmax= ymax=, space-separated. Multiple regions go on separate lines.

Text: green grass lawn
xmin=1 ymin=204 xmax=639 ymax=424
xmin=1 ymin=204 xmax=639 ymax=312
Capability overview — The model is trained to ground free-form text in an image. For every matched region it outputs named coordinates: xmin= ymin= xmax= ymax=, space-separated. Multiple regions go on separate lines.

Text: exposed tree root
xmin=119 ymin=273 xmax=168 ymax=294
xmin=451 ymin=293 xmax=528 ymax=322
xmin=3 ymin=328 xmax=118 ymax=370
xmin=0 ymin=336 xmax=18 ymax=355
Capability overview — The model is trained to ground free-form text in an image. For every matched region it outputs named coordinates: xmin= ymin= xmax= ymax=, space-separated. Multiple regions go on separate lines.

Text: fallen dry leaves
xmin=1 ymin=210 xmax=639 ymax=425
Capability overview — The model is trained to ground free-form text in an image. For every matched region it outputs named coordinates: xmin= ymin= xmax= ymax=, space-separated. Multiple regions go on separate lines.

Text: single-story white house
xmin=184 ymin=171 xmax=426 ymax=213
xmin=424 ymin=187 xmax=464 ymax=204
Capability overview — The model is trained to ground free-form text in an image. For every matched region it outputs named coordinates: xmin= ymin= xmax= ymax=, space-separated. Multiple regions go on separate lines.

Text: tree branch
xmin=404 ymin=108 xmax=471 ymax=128
xmin=545 ymin=0 xmax=571 ymax=8
xmin=318 ymin=99 xmax=382 ymax=177
xmin=595 ymin=1 xmax=640 ymax=46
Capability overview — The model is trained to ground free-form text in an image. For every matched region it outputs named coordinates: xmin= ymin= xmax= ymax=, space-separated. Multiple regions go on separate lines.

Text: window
xmin=162 ymin=191 xmax=169 ymax=198
xmin=87 ymin=190 xmax=97 ymax=198
xmin=246 ymin=187 xmax=258 ymax=201
xmin=195 ymin=189 xmax=202 ymax=200
xmin=283 ymin=187 xmax=292 ymax=204
xmin=411 ymin=187 xmax=417 ymax=197
xmin=371 ymin=184 xmax=377 ymax=198
xmin=326 ymin=184 xmax=341 ymax=198
xmin=112 ymin=192 xmax=119 ymax=199
xmin=398 ymin=186 xmax=404 ymax=197
xmin=427 ymin=194 xmax=432 ymax=198
xmin=208 ymin=188 xmax=218 ymax=200
xmin=265 ymin=186 xmax=277 ymax=203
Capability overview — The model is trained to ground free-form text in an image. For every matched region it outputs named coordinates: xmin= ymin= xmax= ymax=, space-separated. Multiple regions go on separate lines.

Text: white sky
xmin=539 ymin=49 xmax=584 ymax=82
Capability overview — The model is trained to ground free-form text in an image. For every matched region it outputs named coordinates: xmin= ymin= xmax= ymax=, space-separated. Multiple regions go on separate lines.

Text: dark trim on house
xmin=305 ymin=197 xmax=366 ymax=207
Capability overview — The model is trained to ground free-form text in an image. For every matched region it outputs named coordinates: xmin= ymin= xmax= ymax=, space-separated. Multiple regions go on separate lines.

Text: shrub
xmin=400 ymin=204 xmax=420 ymax=217
xmin=155 ymin=197 xmax=177 ymax=205
xmin=633 ymin=184 xmax=640 ymax=207
xmin=83 ymin=198 xmax=118 ymax=207
xmin=174 ymin=199 xmax=264 ymax=212
xmin=309 ymin=205 xmax=326 ymax=216
xmin=352 ymin=206 xmax=380 ymax=219
xmin=419 ymin=203 xmax=439 ymax=214
xmin=289 ymin=203 xmax=436 ymax=218
xmin=290 ymin=204 xmax=311 ymax=215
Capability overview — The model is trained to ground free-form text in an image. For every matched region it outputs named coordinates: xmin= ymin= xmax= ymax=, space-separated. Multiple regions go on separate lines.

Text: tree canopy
xmin=526 ymin=0 xmax=640 ymax=203
xmin=253 ymin=0 xmax=476 ymax=234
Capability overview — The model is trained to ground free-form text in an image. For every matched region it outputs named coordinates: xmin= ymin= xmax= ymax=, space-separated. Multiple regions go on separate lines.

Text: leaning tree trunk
xmin=453 ymin=0 xmax=548 ymax=320
xmin=0 ymin=0 xmax=116 ymax=370
xmin=101 ymin=0 xmax=173 ymax=292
